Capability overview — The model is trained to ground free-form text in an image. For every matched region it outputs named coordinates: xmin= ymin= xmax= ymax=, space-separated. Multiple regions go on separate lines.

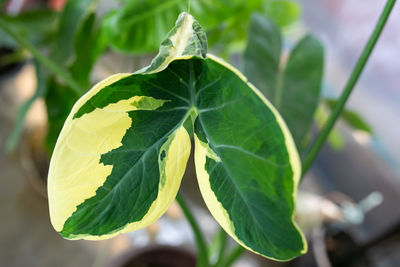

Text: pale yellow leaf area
xmin=48 ymin=73 xmax=132 ymax=232
xmin=48 ymin=72 xmax=191 ymax=240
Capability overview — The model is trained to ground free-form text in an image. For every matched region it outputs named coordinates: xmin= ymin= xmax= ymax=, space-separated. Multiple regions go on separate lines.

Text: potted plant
xmin=0 ymin=0 xmax=396 ymax=266
xmin=1 ymin=0 xmax=300 ymax=198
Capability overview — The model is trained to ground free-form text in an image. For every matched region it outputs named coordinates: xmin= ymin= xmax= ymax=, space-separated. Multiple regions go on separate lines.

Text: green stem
xmin=217 ymin=245 xmax=245 ymax=267
xmin=274 ymin=67 xmax=284 ymax=109
xmin=0 ymin=17 xmax=85 ymax=96
xmin=301 ymin=0 xmax=397 ymax=176
xmin=176 ymin=194 xmax=209 ymax=267
xmin=213 ymin=229 xmax=228 ymax=267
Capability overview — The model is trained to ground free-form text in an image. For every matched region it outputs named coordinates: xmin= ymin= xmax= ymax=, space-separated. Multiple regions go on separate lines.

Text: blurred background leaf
xmin=0 ymin=9 xmax=58 ymax=48
xmin=44 ymin=0 xmax=103 ymax=153
xmin=3 ymin=0 xmax=103 ymax=154
xmin=102 ymin=0 xmax=300 ymax=54
xmin=2 ymin=0 xmax=302 ymax=154
xmin=243 ymin=13 xmax=281 ymax=102
xmin=101 ymin=0 xmax=242 ymax=53
xmin=262 ymin=0 xmax=300 ymax=27
xmin=243 ymin=14 xmax=324 ymax=151
xmin=313 ymin=98 xmax=372 ymax=153
xmin=69 ymin=12 xmax=106 ymax=88
xmin=326 ymin=99 xmax=372 ymax=133
xmin=44 ymin=77 xmax=78 ymax=153
xmin=50 ymin=0 xmax=99 ymax=65
xmin=280 ymin=35 xmax=324 ymax=150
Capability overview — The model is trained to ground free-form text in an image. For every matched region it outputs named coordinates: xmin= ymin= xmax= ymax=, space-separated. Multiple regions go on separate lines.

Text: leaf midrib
xmin=197 ymin=105 xmax=300 ymax=256
xmin=197 ymin=115 xmax=277 ymax=251
xmin=70 ymin=61 xmax=202 ymax=224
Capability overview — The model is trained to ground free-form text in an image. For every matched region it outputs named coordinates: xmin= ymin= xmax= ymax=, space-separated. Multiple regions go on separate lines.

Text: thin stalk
xmin=213 ymin=229 xmax=228 ymax=267
xmin=274 ymin=66 xmax=284 ymax=109
xmin=217 ymin=245 xmax=245 ymax=267
xmin=0 ymin=17 xmax=85 ymax=96
xmin=302 ymin=0 xmax=397 ymax=176
xmin=176 ymin=194 xmax=209 ymax=267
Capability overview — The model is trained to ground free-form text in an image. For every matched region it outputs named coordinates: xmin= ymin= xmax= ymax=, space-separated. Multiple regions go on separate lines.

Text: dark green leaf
xmin=244 ymin=14 xmax=324 ymax=150
xmin=279 ymin=35 xmax=324 ymax=148
xmin=69 ymin=12 xmax=106 ymax=88
xmin=243 ymin=13 xmax=281 ymax=101
xmin=51 ymin=0 xmax=98 ymax=64
xmin=194 ymin=56 xmax=305 ymax=260
xmin=44 ymin=77 xmax=78 ymax=153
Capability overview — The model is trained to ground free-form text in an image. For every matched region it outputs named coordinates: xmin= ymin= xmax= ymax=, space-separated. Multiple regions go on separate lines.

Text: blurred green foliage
xmin=243 ymin=14 xmax=324 ymax=153
xmin=41 ymin=0 xmax=104 ymax=153
xmin=242 ymin=14 xmax=371 ymax=154
xmin=1 ymin=0 xmax=370 ymax=156
xmin=2 ymin=0 xmax=301 ymax=154
xmin=263 ymin=0 xmax=300 ymax=26
xmin=0 ymin=8 xmax=57 ymax=48
xmin=102 ymin=0 xmax=300 ymax=54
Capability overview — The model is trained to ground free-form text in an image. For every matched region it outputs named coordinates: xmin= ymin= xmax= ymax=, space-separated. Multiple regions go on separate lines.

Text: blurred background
xmin=0 ymin=0 xmax=399 ymax=266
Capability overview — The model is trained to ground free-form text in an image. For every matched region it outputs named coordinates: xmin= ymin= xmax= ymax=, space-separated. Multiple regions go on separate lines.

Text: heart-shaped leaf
xmin=48 ymin=12 xmax=306 ymax=260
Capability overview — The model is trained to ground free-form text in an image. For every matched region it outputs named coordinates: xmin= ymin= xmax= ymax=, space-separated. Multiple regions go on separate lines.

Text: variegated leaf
xmin=48 ymin=12 xmax=306 ymax=260
xmin=48 ymin=12 xmax=202 ymax=240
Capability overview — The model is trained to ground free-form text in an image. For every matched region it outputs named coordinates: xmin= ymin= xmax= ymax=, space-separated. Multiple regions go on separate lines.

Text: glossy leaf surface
xmin=48 ymin=12 xmax=306 ymax=260
xmin=193 ymin=55 xmax=305 ymax=260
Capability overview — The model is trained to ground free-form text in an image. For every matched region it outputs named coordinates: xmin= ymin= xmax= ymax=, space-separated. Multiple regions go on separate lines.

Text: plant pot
xmin=289 ymin=223 xmax=370 ymax=267
xmin=108 ymin=245 xmax=196 ymax=267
